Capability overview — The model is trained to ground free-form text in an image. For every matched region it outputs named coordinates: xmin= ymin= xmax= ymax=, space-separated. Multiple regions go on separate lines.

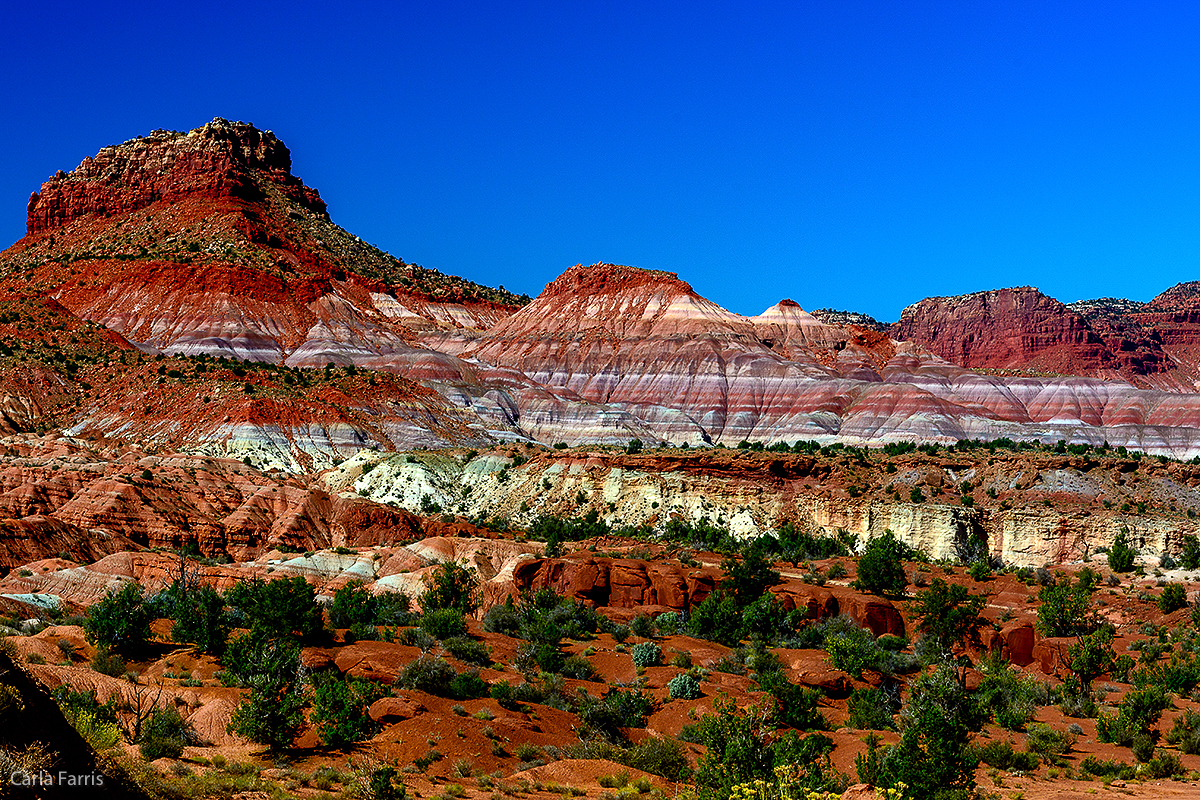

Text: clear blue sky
xmin=3 ymin=1 xmax=1199 ymax=321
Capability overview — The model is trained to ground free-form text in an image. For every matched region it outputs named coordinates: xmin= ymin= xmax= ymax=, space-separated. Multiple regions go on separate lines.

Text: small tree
xmin=225 ymin=576 xmax=324 ymax=641
xmin=1036 ymin=575 xmax=1095 ymax=638
xmin=419 ymin=560 xmax=480 ymax=616
xmin=310 ymin=673 xmax=387 ymax=748
xmin=910 ymin=579 xmax=986 ymax=661
xmin=226 ymin=639 xmax=306 ymax=752
xmin=330 ymin=580 xmax=377 ymax=628
xmin=1108 ymin=528 xmax=1136 ymax=573
xmin=853 ymin=531 xmax=908 ymax=596
xmin=1068 ymin=626 xmax=1115 ymax=693
xmin=1159 ymin=583 xmax=1187 ymax=614
xmin=1180 ymin=534 xmax=1200 ymax=570
xmin=84 ymin=582 xmax=152 ymax=657
xmin=170 ymin=584 xmax=230 ymax=655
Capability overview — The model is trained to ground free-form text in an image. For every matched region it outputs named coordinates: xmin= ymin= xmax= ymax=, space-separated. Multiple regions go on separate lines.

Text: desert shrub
xmin=139 ymin=705 xmax=188 ymax=761
xmin=824 ymin=624 xmax=884 ymax=678
xmin=1096 ymin=685 xmax=1171 ymax=747
xmin=516 ymin=641 xmax=564 ymax=675
xmin=225 ymin=576 xmax=323 ymax=641
xmin=691 ymin=694 xmax=843 ymax=800
xmin=397 ymin=656 xmax=457 ymax=697
xmin=1145 ymin=751 xmax=1185 ymax=778
xmin=655 ymin=611 xmax=683 ymax=635
xmin=561 ymin=654 xmax=599 ymax=681
xmin=630 ymin=614 xmax=656 ymax=639
xmin=971 ymin=739 xmax=1038 ymax=772
xmin=442 ymin=635 xmax=490 ymax=666
xmin=685 ymin=590 xmax=745 ymax=646
xmin=1108 ymin=528 xmax=1137 ymax=573
xmin=397 ymin=627 xmax=436 ymax=651
xmin=90 ymin=647 xmax=127 ymax=678
xmin=420 ymin=608 xmax=468 ymax=640
xmin=83 ymin=582 xmax=152 ymax=656
xmin=856 ymin=664 xmax=985 ymax=800
xmin=369 ymin=765 xmax=406 ymax=800
xmin=622 ymin=735 xmax=692 ymax=782
xmin=1078 ymin=756 xmax=1136 ymax=779
xmin=612 ymin=624 xmax=631 ymax=643
xmin=756 ymin=670 xmax=827 ymax=731
xmin=631 ymin=641 xmax=662 ymax=668
xmin=1133 ymin=733 xmax=1155 ymax=762
xmin=967 ymin=561 xmax=991 ymax=582
xmin=668 ymin=673 xmax=702 ymax=700
xmin=449 ymin=670 xmax=490 ymax=700
xmin=310 ymin=673 xmax=388 ymax=748
xmin=418 ymin=559 xmax=479 ymax=616
xmin=1159 ymin=583 xmax=1188 ymax=614
xmin=374 ymin=591 xmax=415 ymax=626
xmin=852 ymin=531 xmax=908 ymax=596
xmin=772 ymin=522 xmax=851 ymax=565
xmin=483 ymin=589 xmax=602 ymax=645
xmin=1166 ymin=708 xmax=1200 ymax=754
xmin=846 ymin=687 xmax=895 ymax=731
xmin=577 ymin=687 xmax=655 ymax=741
xmin=1025 ymin=723 xmax=1074 ymax=765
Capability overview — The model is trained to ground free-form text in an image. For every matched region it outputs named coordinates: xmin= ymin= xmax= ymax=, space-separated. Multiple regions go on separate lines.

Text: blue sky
xmin=3 ymin=1 xmax=1199 ymax=321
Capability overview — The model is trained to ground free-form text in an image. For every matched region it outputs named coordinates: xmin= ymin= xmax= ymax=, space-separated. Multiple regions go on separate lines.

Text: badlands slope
xmin=6 ymin=120 xmax=1200 ymax=462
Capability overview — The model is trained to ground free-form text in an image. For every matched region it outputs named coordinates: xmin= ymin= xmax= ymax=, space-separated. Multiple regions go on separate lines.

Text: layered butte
xmin=5 ymin=120 xmax=1200 ymax=462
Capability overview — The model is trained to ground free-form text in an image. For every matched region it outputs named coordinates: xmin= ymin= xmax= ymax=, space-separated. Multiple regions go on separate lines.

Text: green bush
xmin=310 ymin=673 xmax=387 ymax=748
xmin=668 ymin=673 xmax=702 ymax=700
xmin=853 ymin=531 xmax=908 ymax=596
xmin=1158 ymin=583 xmax=1187 ymax=614
xmin=560 ymin=654 xmax=599 ymax=681
xmin=971 ymin=739 xmax=1038 ymax=772
xmin=1108 ymin=529 xmax=1136 ymax=573
xmin=909 ymin=578 xmax=985 ymax=660
xmin=655 ymin=611 xmax=683 ymax=635
xmin=84 ymin=582 xmax=152 ymax=656
xmin=577 ymin=688 xmax=655 ymax=742
xmin=89 ymin=647 xmax=126 ymax=678
xmin=226 ymin=641 xmax=305 ymax=753
xmin=1025 ymin=723 xmax=1074 ymax=765
xmin=225 ymin=576 xmax=323 ymax=641
xmin=397 ymin=656 xmax=457 ymax=697
xmin=1079 ymin=756 xmax=1136 ymax=779
xmin=1096 ymin=685 xmax=1171 ymax=747
xmin=691 ymin=695 xmax=842 ymax=800
xmin=1166 ymin=708 xmax=1200 ymax=755
xmin=1180 ymin=534 xmax=1200 ymax=570
xmin=631 ymin=641 xmax=662 ymax=668
xmin=448 ymin=670 xmax=490 ymax=700
xmin=419 ymin=560 xmax=480 ymax=616
xmin=685 ymin=590 xmax=745 ymax=646
xmin=856 ymin=664 xmax=984 ymax=800
xmin=756 ymin=670 xmax=827 ymax=731
xmin=443 ymin=635 xmax=491 ymax=666
xmin=139 ymin=705 xmax=188 ymax=761
xmin=1144 ymin=751 xmax=1185 ymax=778
xmin=169 ymin=583 xmax=230 ymax=655
xmin=329 ymin=579 xmax=377 ymax=628
xmin=1036 ymin=575 xmax=1096 ymax=637
xmin=824 ymin=625 xmax=883 ymax=678
xmin=846 ymin=687 xmax=895 ymax=731
xmin=420 ymin=608 xmax=468 ymax=640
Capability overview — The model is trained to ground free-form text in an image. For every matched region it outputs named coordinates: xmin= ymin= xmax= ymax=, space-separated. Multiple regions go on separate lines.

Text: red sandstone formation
xmin=891 ymin=287 xmax=1170 ymax=378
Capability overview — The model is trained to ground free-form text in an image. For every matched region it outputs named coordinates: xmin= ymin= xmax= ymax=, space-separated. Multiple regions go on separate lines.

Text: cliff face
xmin=892 ymin=287 xmax=1171 ymax=378
xmin=26 ymin=120 xmax=327 ymax=236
